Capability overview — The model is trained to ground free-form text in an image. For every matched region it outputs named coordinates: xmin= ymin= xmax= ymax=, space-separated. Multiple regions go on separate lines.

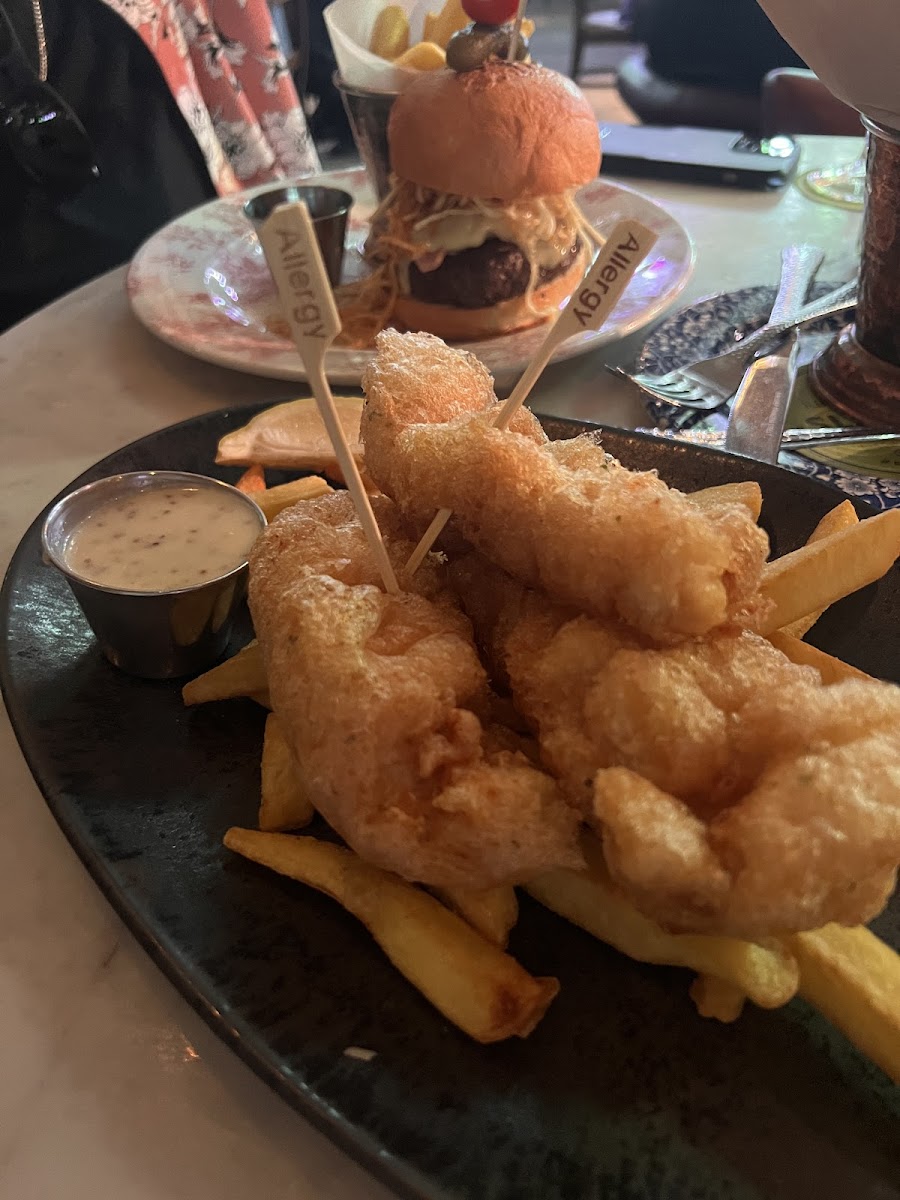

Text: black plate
xmin=2 ymin=408 xmax=899 ymax=1200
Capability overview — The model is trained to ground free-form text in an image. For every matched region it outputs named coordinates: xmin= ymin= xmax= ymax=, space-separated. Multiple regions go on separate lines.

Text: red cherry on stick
xmin=461 ymin=0 xmax=520 ymax=25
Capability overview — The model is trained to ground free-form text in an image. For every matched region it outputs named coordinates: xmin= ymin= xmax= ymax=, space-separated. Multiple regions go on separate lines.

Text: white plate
xmin=127 ymin=168 xmax=695 ymax=388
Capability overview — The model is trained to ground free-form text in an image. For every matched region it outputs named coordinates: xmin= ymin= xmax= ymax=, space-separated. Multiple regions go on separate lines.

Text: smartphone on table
xmin=599 ymin=123 xmax=801 ymax=190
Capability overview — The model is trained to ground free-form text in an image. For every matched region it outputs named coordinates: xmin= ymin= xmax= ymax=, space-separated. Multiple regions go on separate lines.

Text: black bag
xmin=0 ymin=0 xmax=218 ymax=331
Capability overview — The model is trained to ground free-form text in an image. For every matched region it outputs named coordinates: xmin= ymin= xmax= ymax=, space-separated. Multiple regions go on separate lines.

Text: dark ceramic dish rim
xmin=0 ymin=408 xmax=885 ymax=1200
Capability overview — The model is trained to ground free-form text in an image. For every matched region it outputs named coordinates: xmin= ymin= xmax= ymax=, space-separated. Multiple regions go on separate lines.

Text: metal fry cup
xmin=244 ymin=184 xmax=353 ymax=287
xmin=41 ymin=471 xmax=266 ymax=680
xmin=333 ymin=73 xmax=399 ymax=201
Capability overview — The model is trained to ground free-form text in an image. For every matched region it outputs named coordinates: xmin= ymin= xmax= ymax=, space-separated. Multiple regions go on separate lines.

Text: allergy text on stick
xmin=567 ymin=221 xmax=658 ymax=332
xmin=274 ymin=226 xmax=325 ymax=339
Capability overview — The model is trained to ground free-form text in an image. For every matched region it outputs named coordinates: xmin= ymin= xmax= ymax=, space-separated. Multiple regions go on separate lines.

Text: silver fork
xmin=611 ymin=274 xmax=856 ymax=414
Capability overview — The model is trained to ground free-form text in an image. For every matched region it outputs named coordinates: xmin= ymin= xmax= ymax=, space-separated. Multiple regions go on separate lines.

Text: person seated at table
xmin=631 ymin=0 xmax=806 ymax=95
xmin=0 ymin=0 xmax=209 ymax=333
xmin=305 ymin=0 xmax=355 ymax=153
xmin=0 ymin=0 xmax=319 ymax=334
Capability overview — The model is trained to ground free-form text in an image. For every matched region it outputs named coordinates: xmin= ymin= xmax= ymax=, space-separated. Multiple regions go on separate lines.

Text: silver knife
xmin=637 ymin=425 xmax=900 ymax=449
xmin=723 ymin=329 xmax=801 ymax=462
xmin=723 ymin=244 xmax=822 ymax=462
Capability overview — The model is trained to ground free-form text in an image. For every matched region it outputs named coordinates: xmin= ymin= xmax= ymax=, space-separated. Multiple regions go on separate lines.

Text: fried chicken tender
xmin=361 ymin=329 xmax=770 ymax=644
xmin=452 ymin=555 xmax=900 ymax=938
xmin=248 ymin=492 xmax=582 ymax=888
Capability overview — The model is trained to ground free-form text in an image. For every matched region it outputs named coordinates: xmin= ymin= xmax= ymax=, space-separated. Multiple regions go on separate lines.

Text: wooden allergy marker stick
xmin=254 ymin=202 xmax=399 ymax=595
xmin=404 ymin=219 xmax=659 ymax=576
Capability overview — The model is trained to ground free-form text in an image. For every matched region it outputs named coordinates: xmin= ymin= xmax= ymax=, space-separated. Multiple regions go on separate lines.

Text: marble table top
xmin=0 ymin=137 xmax=863 ymax=1199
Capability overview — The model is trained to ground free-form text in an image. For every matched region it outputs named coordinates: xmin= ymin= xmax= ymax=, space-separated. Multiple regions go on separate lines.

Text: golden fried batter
xmin=453 ymin=554 xmax=900 ymax=938
xmin=361 ymin=329 xmax=770 ymax=644
xmin=248 ymin=493 xmax=582 ymax=888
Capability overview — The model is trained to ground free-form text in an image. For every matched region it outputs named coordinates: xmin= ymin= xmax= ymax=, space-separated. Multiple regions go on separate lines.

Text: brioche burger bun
xmin=371 ymin=60 xmax=602 ymax=342
xmin=389 ymin=60 xmax=602 ymax=201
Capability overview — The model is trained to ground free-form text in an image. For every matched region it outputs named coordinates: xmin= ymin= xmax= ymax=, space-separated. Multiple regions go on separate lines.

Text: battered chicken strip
xmin=361 ymin=330 xmax=770 ymax=644
xmin=452 ymin=554 xmax=900 ymax=938
xmin=248 ymin=492 xmax=582 ymax=889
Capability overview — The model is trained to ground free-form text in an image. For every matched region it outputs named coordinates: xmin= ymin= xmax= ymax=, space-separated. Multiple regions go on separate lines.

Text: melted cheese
xmin=413 ymin=196 xmax=583 ymax=268
xmin=335 ymin=178 xmax=604 ymax=347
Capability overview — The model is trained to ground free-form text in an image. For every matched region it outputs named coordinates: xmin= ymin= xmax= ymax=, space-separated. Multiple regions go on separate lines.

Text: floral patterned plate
xmin=638 ymin=285 xmax=900 ymax=511
xmin=127 ymin=168 xmax=694 ymax=388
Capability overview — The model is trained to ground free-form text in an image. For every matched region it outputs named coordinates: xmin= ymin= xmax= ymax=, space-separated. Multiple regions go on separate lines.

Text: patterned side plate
xmin=638 ymin=285 xmax=900 ymax=511
xmin=127 ymin=168 xmax=695 ymax=388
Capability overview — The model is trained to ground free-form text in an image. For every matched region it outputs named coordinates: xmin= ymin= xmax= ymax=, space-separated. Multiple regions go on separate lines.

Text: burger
xmin=342 ymin=59 xmax=602 ymax=344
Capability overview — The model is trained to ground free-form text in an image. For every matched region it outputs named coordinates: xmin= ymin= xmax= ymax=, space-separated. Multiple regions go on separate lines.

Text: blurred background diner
xmin=0 ymin=0 xmax=320 ymax=332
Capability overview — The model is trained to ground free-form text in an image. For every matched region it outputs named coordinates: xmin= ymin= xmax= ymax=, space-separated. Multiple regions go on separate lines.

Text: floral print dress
xmin=100 ymin=0 xmax=321 ymax=194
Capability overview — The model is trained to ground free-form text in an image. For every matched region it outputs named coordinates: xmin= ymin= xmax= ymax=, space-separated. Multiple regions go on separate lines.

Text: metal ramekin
xmin=42 ymin=471 xmax=266 ymax=680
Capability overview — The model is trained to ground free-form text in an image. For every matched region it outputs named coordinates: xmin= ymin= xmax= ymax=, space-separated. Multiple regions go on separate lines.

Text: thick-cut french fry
xmin=433 ymin=885 xmax=519 ymax=948
xmin=393 ymin=40 xmax=446 ymax=70
xmin=182 ymin=640 xmax=269 ymax=707
xmin=759 ymin=509 xmax=900 ymax=634
xmin=689 ymin=481 xmax=763 ymax=521
xmin=254 ymin=475 xmax=332 ymax=522
xmin=259 ymin=713 xmax=314 ymax=832
xmin=423 ymin=0 xmax=468 ymax=49
xmin=369 ymin=4 xmax=410 ymax=60
xmin=690 ymin=975 xmax=746 ymax=1023
xmin=781 ymin=500 xmax=860 ymax=638
xmin=224 ymin=830 xmax=558 ymax=1041
xmin=767 ymin=629 xmax=872 ymax=685
xmin=788 ymin=924 xmax=900 ymax=1084
xmin=809 ymin=498 xmax=859 ymax=538
xmin=526 ymin=836 xmax=798 ymax=1009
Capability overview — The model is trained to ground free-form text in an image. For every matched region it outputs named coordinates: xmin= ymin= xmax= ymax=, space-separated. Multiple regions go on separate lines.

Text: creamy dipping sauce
xmin=64 ymin=484 xmax=261 ymax=592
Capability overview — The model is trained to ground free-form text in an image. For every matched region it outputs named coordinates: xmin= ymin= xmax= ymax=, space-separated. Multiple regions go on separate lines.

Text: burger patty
xmin=408 ymin=237 xmax=581 ymax=309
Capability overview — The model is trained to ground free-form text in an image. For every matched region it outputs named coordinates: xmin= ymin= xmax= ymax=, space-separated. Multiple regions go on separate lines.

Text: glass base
xmin=796 ymin=154 xmax=866 ymax=210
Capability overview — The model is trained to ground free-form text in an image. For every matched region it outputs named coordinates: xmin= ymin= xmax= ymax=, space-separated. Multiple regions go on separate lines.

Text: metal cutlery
xmin=722 ymin=329 xmax=801 ymax=461
xmin=721 ymin=244 xmax=821 ymax=462
xmin=636 ymin=425 xmax=900 ymax=450
xmin=612 ymin=275 xmax=856 ymax=414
